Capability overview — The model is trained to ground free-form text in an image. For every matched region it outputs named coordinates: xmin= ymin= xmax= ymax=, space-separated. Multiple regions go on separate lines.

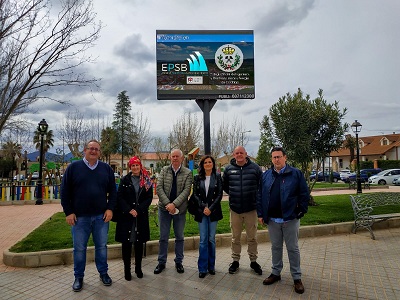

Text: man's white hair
xmin=171 ymin=149 xmax=183 ymax=157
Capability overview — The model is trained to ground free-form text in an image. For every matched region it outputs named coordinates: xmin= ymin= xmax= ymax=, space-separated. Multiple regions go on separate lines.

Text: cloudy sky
xmin=25 ymin=0 xmax=400 ymax=157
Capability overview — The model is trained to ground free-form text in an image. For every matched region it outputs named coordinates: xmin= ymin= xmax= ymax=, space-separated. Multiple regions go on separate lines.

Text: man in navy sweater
xmin=61 ymin=139 xmax=117 ymax=292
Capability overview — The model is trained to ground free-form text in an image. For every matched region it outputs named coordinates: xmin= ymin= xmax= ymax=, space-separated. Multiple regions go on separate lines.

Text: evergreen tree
xmin=112 ymin=91 xmax=134 ymax=171
xmin=261 ymin=88 xmax=348 ymax=197
xmin=256 ymin=115 xmax=275 ymax=169
xmin=101 ymin=127 xmax=119 ymax=164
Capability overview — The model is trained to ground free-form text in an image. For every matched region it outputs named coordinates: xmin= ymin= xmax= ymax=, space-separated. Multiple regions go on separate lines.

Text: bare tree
xmin=131 ymin=111 xmax=152 ymax=156
xmin=0 ymin=0 xmax=101 ymax=134
xmin=212 ymin=116 xmax=249 ymax=158
xmin=169 ymin=112 xmax=202 ymax=155
xmin=211 ymin=119 xmax=229 ymax=158
xmin=152 ymin=136 xmax=170 ymax=170
xmin=58 ymin=110 xmax=91 ymax=157
xmin=87 ymin=112 xmax=106 ymax=141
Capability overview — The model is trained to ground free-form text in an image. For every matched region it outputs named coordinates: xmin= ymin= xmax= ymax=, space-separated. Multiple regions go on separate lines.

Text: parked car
xmin=13 ymin=175 xmax=25 ymax=181
xmin=393 ymin=177 xmax=400 ymax=186
xmin=310 ymin=171 xmax=341 ymax=182
xmin=31 ymin=172 xmax=39 ymax=179
xmin=368 ymin=169 xmax=400 ymax=185
xmin=343 ymin=168 xmax=382 ymax=183
xmin=339 ymin=170 xmax=352 ymax=181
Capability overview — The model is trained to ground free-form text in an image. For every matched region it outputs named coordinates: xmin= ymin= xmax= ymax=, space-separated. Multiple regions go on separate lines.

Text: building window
xmin=339 ymin=159 xmax=343 ymax=168
xmin=381 ymin=138 xmax=389 ymax=146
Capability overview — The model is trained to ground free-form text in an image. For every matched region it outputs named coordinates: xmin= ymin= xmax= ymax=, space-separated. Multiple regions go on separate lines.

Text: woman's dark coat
xmin=115 ymin=172 xmax=153 ymax=243
xmin=192 ymin=172 xmax=223 ymax=223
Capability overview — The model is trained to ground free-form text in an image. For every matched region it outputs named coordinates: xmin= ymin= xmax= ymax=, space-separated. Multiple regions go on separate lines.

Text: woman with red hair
xmin=115 ymin=156 xmax=153 ymax=280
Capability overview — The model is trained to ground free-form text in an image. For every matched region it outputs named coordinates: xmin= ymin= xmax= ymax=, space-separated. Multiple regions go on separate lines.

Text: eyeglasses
xmin=87 ymin=147 xmax=100 ymax=152
xmin=272 ymin=155 xmax=283 ymax=160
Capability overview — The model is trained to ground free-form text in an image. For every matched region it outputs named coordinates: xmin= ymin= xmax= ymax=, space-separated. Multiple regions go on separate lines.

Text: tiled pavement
xmin=1 ymin=187 xmax=400 ymax=299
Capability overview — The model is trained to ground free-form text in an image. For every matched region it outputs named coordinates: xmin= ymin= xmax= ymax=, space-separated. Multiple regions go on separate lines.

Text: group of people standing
xmin=61 ymin=140 xmax=309 ymax=295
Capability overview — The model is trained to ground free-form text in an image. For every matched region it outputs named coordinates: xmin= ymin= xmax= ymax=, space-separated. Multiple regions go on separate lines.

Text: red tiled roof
xmin=109 ymin=152 xmax=169 ymax=161
xmin=331 ymin=133 xmax=400 ymax=157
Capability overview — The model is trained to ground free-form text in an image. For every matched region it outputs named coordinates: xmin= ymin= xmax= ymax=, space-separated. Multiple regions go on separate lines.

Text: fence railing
xmin=0 ymin=182 xmax=61 ymax=201
xmin=1 ymin=181 xmax=157 ymax=201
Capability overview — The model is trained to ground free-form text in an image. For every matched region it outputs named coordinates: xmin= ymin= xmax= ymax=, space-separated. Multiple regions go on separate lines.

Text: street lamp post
xmin=36 ymin=119 xmax=48 ymax=205
xmin=11 ymin=151 xmax=15 ymax=201
xmin=241 ymin=130 xmax=251 ymax=146
xmin=24 ymin=150 xmax=28 ymax=178
xmin=351 ymin=120 xmax=362 ymax=194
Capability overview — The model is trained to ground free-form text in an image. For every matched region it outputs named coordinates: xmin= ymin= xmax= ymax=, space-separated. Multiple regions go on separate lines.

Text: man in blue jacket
xmin=257 ymin=146 xmax=309 ymax=294
xmin=61 ymin=139 xmax=117 ymax=292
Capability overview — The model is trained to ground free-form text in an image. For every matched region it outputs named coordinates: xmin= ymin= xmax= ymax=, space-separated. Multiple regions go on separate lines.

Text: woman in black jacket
xmin=115 ymin=156 xmax=153 ymax=280
xmin=192 ymin=155 xmax=223 ymax=278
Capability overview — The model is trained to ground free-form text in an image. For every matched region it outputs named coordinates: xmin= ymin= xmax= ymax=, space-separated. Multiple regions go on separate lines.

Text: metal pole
xmin=36 ymin=133 xmax=45 ymax=205
xmin=11 ymin=153 xmax=15 ymax=201
xmin=24 ymin=150 xmax=28 ymax=178
xmin=356 ymin=132 xmax=362 ymax=194
xmin=196 ymin=99 xmax=217 ymax=155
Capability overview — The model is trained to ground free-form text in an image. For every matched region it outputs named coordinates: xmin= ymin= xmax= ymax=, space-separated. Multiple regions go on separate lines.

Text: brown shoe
xmin=294 ymin=279 xmax=305 ymax=294
xmin=263 ymin=274 xmax=281 ymax=285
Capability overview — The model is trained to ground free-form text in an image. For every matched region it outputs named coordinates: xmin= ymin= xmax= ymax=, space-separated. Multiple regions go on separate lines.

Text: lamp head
xmin=351 ymin=120 xmax=362 ymax=134
xmin=38 ymin=119 xmax=48 ymax=134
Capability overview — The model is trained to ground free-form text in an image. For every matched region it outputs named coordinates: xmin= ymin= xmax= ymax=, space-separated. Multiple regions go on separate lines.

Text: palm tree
xmin=1 ymin=140 xmax=21 ymax=159
xmin=1 ymin=140 xmax=21 ymax=178
xmin=33 ymin=126 xmax=54 ymax=163
xmin=343 ymin=134 xmax=356 ymax=168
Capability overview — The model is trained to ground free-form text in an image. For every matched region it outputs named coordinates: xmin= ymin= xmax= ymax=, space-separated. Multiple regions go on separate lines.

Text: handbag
xmin=111 ymin=205 xmax=121 ymax=222
xmin=188 ymin=194 xmax=198 ymax=215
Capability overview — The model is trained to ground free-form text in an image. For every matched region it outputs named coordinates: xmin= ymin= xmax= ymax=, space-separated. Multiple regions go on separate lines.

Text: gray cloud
xmin=114 ymin=33 xmax=154 ymax=67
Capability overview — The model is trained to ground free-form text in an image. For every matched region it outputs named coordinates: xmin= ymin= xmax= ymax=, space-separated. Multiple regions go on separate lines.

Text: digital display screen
xmin=156 ymin=30 xmax=255 ymax=100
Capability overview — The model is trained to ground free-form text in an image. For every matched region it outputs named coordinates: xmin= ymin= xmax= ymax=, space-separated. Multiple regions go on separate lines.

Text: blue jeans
xmin=198 ymin=215 xmax=218 ymax=273
xmin=72 ymin=214 xmax=109 ymax=278
xmin=158 ymin=208 xmax=186 ymax=265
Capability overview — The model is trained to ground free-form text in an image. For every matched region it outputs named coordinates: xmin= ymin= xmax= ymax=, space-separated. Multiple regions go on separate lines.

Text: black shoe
xmin=208 ymin=269 xmax=215 ymax=275
xmin=228 ymin=261 xmax=239 ymax=274
xmin=154 ymin=263 xmax=165 ymax=274
xmin=199 ymin=272 xmax=207 ymax=278
xmin=72 ymin=278 xmax=83 ymax=292
xmin=250 ymin=261 xmax=263 ymax=275
xmin=124 ymin=266 xmax=132 ymax=281
xmin=135 ymin=266 xmax=143 ymax=278
xmin=263 ymin=274 xmax=281 ymax=285
xmin=175 ymin=263 xmax=185 ymax=273
xmin=124 ymin=271 xmax=132 ymax=281
xmin=99 ymin=273 xmax=112 ymax=286
xmin=294 ymin=279 xmax=305 ymax=294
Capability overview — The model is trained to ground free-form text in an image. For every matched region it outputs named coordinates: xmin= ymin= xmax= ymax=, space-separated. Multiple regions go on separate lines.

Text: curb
xmin=4 ymin=218 xmax=400 ymax=268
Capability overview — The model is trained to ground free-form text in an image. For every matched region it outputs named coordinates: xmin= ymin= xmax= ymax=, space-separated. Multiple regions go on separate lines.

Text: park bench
xmin=348 ymin=179 xmax=370 ymax=190
xmin=350 ymin=192 xmax=400 ymax=239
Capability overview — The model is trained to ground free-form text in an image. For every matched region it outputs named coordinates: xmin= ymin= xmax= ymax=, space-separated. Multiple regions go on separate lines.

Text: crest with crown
xmin=222 ymin=45 xmax=235 ymax=55
xmin=215 ymin=44 xmax=244 ymax=72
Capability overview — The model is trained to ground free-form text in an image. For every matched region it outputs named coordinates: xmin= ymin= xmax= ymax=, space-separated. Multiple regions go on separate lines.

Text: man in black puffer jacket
xmin=223 ymin=146 xmax=263 ymax=276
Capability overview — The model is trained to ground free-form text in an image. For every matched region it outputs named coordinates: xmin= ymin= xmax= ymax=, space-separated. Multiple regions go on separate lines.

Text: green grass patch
xmin=9 ymin=193 xmax=400 ymax=253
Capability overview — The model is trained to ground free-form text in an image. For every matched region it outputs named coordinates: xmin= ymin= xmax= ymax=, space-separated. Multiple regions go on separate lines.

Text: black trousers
xmin=122 ymin=241 xmax=144 ymax=269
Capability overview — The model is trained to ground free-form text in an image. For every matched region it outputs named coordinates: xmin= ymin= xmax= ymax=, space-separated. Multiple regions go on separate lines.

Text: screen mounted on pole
xmin=156 ymin=30 xmax=255 ymax=100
